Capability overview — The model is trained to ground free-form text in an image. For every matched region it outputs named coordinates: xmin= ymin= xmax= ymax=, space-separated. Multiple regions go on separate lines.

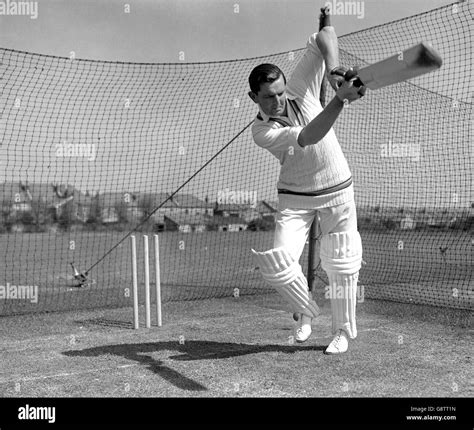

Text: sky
xmin=0 ymin=0 xmax=455 ymax=62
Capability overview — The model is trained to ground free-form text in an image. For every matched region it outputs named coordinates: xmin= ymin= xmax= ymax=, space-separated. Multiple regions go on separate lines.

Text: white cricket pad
xmin=320 ymin=231 xmax=362 ymax=339
xmin=252 ymin=247 xmax=320 ymax=318
xmin=320 ymin=230 xmax=362 ymax=274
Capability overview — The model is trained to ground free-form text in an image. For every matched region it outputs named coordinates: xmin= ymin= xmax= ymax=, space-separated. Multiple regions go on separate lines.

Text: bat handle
xmin=344 ymin=69 xmax=363 ymax=88
xmin=352 ymin=77 xmax=363 ymax=88
xmin=319 ymin=6 xmax=331 ymax=30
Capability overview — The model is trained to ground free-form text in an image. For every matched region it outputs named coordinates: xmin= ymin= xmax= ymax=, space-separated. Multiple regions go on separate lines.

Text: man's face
xmin=249 ymin=75 xmax=287 ymax=117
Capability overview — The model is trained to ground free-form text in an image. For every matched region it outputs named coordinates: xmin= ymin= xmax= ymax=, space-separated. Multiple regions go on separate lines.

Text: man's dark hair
xmin=248 ymin=63 xmax=286 ymax=94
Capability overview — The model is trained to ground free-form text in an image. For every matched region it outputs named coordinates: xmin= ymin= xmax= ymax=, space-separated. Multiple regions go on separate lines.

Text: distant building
xmin=0 ymin=182 xmax=92 ymax=224
xmin=11 ymin=199 xmax=32 ymax=214
xmin=400 ymin=216 xmax=416 ymax=230
xmin=164 ymin=214 xmax=207 ymax=233
xmin=212 ymin=215 xmax=247 ymax=232
xmin=172 ymin=194 xmax=214 ymax=216
xmin=137 ymin=193 xmax=174 ymax=224
xmin=214 ymin=203 xmax=258 ymax=222
xmin=74 ymin=193 xmax=95 ymax=223
xmin=427 ymin=213 xmax=452 ymax=228
xmin=0 ymin=182 xmax=33 ymax=215
xmin=256 ymin=200 xmax=278 ymax=221
xmin=141 ymin=193 xmax=213 ymax=227
xmin=98 ymin=192 xmax=142 ymax=224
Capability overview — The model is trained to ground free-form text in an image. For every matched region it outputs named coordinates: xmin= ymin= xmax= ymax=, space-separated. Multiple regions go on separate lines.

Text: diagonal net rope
xmin=0 ymin=2 xmax=471 ymax=315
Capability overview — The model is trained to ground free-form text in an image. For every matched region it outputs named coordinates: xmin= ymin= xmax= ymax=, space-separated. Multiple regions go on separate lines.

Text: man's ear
xmin=248 ymin=91 xmax=258 ymax=104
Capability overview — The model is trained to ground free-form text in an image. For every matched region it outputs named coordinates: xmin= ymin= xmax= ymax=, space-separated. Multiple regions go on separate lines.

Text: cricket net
xmin=0 ymin=2 xmax=472 ymax=316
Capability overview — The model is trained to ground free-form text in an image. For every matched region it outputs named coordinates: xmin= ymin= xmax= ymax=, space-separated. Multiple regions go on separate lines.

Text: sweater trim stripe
xmin=277 ymin=177 xmax=353 ymax=197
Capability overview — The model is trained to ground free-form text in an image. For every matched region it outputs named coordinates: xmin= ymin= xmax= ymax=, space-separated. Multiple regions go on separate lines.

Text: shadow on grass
xmin=63 ymin=341 xmax=325 ymax=392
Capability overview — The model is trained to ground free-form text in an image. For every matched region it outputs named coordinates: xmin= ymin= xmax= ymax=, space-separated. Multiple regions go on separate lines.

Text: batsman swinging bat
xmin=340 ymin=42 xmax=443 ymax=90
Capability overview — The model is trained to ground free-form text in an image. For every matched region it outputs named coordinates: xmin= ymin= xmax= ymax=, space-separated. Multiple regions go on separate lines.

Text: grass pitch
xmin=0 ymin=293 xmax=471 ymax=397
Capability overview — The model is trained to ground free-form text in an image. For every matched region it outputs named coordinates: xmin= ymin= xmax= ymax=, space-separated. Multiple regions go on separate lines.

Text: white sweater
xmin=252 ymin=33 xmax=354 ymax=209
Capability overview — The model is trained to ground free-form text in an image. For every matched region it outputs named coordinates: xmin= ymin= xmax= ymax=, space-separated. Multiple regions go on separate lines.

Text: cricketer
xmin=249 ymin=7 xmax=365 ymax=354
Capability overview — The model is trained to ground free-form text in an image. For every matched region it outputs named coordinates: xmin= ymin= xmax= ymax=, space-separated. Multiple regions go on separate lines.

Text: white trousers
xmin=273 ymin=199 xmax=358 ymax=261
xmin=273 ymin=198 xmax=361 ymax=339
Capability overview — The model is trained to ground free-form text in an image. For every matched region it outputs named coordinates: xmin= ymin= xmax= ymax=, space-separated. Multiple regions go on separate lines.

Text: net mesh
xmin=0 ymin=2 xmax=472 ymax=315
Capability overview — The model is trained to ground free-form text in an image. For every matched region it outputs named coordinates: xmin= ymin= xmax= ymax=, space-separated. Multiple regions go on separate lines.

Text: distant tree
xmin=382 ymin=218 xmax=398 ymax=230
xmin=85 ymin=194 xmax=102 ymax=224
xmin=1 ymin=200 xmax=11 ymax=224
xmin=247 ymin=218 xmax=275 ymax=231
xmin=19 ymin=211 xmax=35 ymax=226
xmin=115 ymin=201 xmax=129 ymax=223
xmin=140 ymin=195 xmax=156 ymax=222
xmin=465 ymin=217 xmax=474 ymax=231
xmin=206 ymin=220 xmax=218 ymax=231
xmin=57 ymin=200 xmax=75 ymax=230
xmin=30 ymin=200 xmax=50 ymax=226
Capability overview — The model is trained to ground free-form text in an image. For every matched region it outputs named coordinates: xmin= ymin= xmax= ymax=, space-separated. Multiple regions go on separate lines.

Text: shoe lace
xmin=296 ymin=322 xmax=309 ymax=336
xmin=332 ymin=330 xmax=344 ymax=348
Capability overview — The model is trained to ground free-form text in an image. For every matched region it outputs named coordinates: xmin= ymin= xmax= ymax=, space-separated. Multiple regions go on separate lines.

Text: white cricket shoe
xmin=295 ymin=314 xmax=312 ymax=343
xmin=324 ymin=329 xmax=349 ymax=354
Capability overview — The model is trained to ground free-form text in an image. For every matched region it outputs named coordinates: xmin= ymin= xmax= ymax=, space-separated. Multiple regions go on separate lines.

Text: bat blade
xmin=356 ymin=43 xmax=443 ymax=90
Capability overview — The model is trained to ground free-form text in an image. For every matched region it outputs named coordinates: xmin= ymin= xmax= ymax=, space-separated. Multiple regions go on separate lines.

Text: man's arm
xmin=298 ymin=9 xmax=365 ymax=148
xmin=316 ymin=26 xmax=339 ymax=75
xmin=297 ymin=80 xmax=366 ymax=148
xmin=297 ymin=96 xmax=343 ymax=147
xmin=285 ymin=34 xmax=325 ymax=102
xmin=316 ymin=10 xmax=347 ymax=91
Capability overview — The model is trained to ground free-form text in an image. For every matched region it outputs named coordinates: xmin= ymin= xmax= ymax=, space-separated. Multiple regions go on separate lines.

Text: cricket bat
xmin=344 ymin=42 xmax=443 ymax=90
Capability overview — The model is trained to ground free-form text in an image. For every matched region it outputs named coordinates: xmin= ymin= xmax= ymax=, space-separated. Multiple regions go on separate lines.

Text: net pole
xmin=307 ymin=76 xmax=327 ymax=293
xmin=307 ymin=220 xmax=320 ymax=293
